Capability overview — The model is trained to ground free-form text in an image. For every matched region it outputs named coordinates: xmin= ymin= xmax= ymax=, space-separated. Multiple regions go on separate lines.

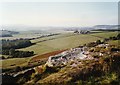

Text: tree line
xmin=1 ymin=49 xmax=34 ymax=58
xmin=1 ymin=39 xmax=34 ymax=49
xmin=103 ymin=33 xmax=120 ymax=42
xmin=86 ymin=33 xmax=120 ymax=47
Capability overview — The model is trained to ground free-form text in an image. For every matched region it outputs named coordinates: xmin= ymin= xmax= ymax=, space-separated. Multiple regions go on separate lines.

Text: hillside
xmin=2 ymin=37 xmax=120 ymax=85
xmin=1 ymin=31 xmax=120 ymax=85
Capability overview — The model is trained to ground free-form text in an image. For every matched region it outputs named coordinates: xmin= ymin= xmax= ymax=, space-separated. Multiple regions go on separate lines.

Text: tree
xmin=1 ymin=56 xmax=5 ymax=59
xmin=9 ymin=49 xmax=15 ymax=55
xmin=103 ymin=38 xmax=109 ymax=42
xmin=74 ymin=30 xmax=79 ymax=34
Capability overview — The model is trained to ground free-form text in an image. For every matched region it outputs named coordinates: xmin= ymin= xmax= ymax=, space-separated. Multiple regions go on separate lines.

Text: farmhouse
xmin=74 ymin=30 xmax=90 ymax=34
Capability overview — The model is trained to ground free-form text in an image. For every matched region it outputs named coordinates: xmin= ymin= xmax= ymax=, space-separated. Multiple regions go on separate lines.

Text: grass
xmin=31 ymin=33 xmax=63 ymax=43
xmin=0 ymin=57 xmax=31 ymax=69
xmin=19 ymin=33 xmax=96 ymax=55
xmin=107 ymin=40 xmax=120 ymax=46
xmin=76 ymin=72 xmax=119 ymax=84
xmin=90 ymin=31 xmax=118 ymax=38
xmin=19 ymin=32 xmax=118 ymax=55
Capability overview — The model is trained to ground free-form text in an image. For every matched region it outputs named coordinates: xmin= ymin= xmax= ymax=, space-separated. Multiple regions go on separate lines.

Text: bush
xmin=14 ymin=66 xmax=22 ymax=72
xmin=96 ymin=40 xmax=102 ymax=45
xmin=87 ymin=42 xmax=97 ymax=47
xmin=117 ymin=33 xmax=120 ymax=40
xmin=1 ymin=56 xmax=5 ymax=59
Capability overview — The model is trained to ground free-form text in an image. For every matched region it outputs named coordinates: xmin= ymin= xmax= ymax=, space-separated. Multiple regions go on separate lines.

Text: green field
xmin=107 ymin=40 xmax=120 ymax=46
xmin=1 ymin=31 xmax=118 ymax=69
xmin=90 ymin=31 xmax=119 ymax=38
xmin=0 ymin=32 xmax=41 ymax=40
xmin=0 ymin=57 xmax=31 ymax=69
xmin=19 ymin=32 xmax=118 ymax=55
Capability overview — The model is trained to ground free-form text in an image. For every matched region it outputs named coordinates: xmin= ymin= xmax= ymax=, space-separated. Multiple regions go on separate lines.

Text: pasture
xmin=0 ymin=57 xmax=31 ymax=69
xmin=19 ymin=31 xmax=118 ymax=55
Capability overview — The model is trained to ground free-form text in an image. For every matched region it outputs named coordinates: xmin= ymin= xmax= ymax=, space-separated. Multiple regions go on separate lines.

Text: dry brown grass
xmin=29 ymin=49 xmax=67 ymax=63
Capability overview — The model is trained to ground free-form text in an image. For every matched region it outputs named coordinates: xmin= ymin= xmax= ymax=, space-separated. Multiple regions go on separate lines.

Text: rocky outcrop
xmin=37 ymin=52 xmax=120 ymax=84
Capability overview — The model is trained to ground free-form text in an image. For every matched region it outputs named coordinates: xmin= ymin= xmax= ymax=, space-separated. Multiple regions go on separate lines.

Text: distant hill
xmin=0 ymin=30 xmax=19 ymax=37
xmin=64 ymin=25 xmax=120 ymax=31
xmin=0 ymin=25 xmax=119 ymax=34
xmin=92 ymin=25 xmax=120 ymax=31
xmin=63 ymin=27 xmax=94 ymax=31
xmin=93 ymin=25 xmax=120 ymax=29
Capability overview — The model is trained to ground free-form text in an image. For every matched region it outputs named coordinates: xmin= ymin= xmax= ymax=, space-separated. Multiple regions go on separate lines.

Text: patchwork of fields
xmin=19 ymin=32 xmax=118 ymax=55
xmin=1 ymin=31 xmax=118 ymax=69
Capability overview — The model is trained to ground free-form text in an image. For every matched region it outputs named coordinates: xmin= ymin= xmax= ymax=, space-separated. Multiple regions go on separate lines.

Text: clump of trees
xmin=87 ymin=40 xmax=103 ymax=47
xmin=2 ymin=39 xmax=33 ymax=49
xmin=74 ymin=30 xmax=90 ymax=34
xmin=103 ymin=33 xmax=120 ymax=42
xmin=1 ymin=39 xmax=34 ymax=59
xmin=1 ymin=49 xmax=34 ymax=58
xmin=87 ymin=33 xmax=120 ymax=47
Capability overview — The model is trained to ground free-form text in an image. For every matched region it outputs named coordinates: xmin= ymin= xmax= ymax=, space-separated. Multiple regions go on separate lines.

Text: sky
xmin=0 ymin=2 xmax=118 ymax=27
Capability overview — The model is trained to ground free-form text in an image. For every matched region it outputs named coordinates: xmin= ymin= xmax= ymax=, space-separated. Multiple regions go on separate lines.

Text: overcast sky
xmin=0 ymin=2 xmax=118 ymax=27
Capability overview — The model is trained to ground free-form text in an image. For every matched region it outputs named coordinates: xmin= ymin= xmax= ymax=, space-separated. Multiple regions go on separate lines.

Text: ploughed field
xmin=29 ymin=49 xmax=67 ymax=63
xmin=1 ymin=31 xmax=118 ymax=70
